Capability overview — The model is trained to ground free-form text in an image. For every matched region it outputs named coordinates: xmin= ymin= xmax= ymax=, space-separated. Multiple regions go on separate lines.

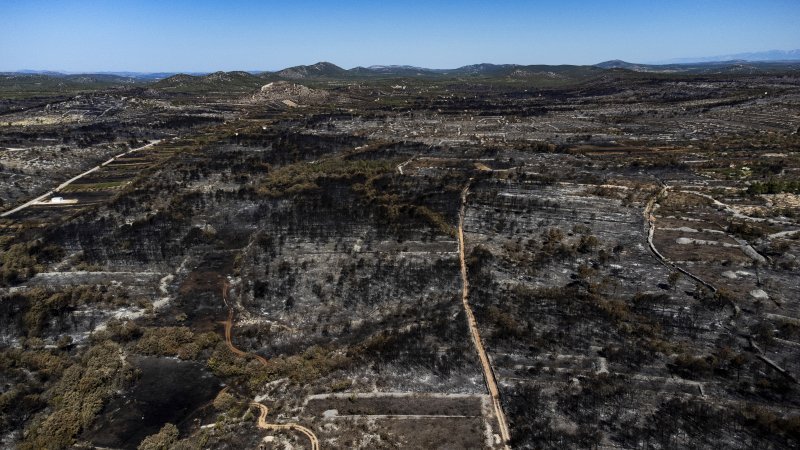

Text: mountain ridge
xmin=655 ymin=49 xmax=800 ymax=64
xmin=6 ymin=49 xmax=800 ymax=81
xmin=6 ymin=49 xmax=800 ymax=79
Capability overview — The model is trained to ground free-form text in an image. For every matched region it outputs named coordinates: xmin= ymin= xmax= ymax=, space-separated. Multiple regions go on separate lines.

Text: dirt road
xmin=220 ymin=281 xmax=319 ymax=449
xmin=458 ymin=180 xmax=511 ymax=448
xmin=643 ymin=186 xmax=718 ymax=294
xmin=221 ymin=283 xmax=268 ymax=366
xmin=250 ymin=402 xmax=320 ymax=450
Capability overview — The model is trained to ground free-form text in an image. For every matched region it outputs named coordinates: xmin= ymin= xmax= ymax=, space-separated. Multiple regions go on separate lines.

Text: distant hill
xmin=152 ymin=71 xmax=265 ymax=93
xmin=349 ymin=65 xmax=440 ymax=77
xmin=14 ymin=70 xmax=67 ymax=76
xmin=0 ymin=72 xmax=139 ymax=83
xmin=445 ymin=64 xmax=521 ymax=76
xmin=438 ymin=64 xmax=605 ymax=82
xmin=5 ymin=70 xmax=204 ymax=80
xmin=4 ymin=56 xmax=800 ymax=98
xmin=346 ymin=63 xmax=604 ymax=81
xmin=95 ymin=72 xmax=198 ymax=81
xmin=595 ymin=60 xmax=647 ymax=70
xmin=595 ymin=59 xmax=800 ymax=74
xmin=276 ymin=62 xmax=348 ymax=79
xmin=0 ymin=72 xmax=140 ymax=97
xmin=657 ymin=49 xmax=800 ymax=64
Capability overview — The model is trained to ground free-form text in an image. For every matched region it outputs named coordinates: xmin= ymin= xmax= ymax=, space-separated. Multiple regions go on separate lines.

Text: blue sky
xmin=1 ymin=0 xmax=799 ymax=72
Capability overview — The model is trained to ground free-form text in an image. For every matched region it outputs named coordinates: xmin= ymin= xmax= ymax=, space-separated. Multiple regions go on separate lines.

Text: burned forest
xmin=1 ymin=62 xmax=799 ymax=449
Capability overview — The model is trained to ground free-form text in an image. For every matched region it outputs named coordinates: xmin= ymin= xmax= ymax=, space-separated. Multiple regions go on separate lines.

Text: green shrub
xmin=135 ymin=327 xmax=219 ymax=360
xmin=20 ymin=341 xmax=134 ymax=450
xmin=138 ymin=423 xmax=179 ymax=450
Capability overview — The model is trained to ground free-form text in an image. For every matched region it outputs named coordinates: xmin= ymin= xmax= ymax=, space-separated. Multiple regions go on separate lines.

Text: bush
xmin=747 ymin=178 xmax=800 ymax=195
xmin=138 ymin=423 xmax=179 ymax=450
xmin=135 ymin=327 xmax=219 ymax=360
xmin=671 ymin=354 xmax=713 ymax=378
xmin=20 ymin=286 xmax=112 ymax=336
xmin=487 ymin=305 xmax=522 ymax=340
xmin=0 ymin=241 xmax=62 ymax=285
xmin=212 ymin=389 xmax=235 ymax=411
xmin=20 ymin=341 xmax=134 ymax=449
xmin=577 ymin=235 xmax=599 ymax=253
xmin=207 ymin=342 xmax=350 ymax=390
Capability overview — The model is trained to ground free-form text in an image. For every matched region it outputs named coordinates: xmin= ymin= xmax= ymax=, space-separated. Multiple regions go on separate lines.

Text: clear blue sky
xmin=1 ymin=0 xmax=798 ymax=72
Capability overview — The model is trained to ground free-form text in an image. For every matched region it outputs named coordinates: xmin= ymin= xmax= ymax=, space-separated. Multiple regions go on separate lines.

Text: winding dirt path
xmin=221 ymin=282 xmax=268 ymax=366
xmin=250 ymin=402 xmax=320 ymax=450
xmin=458 ymin=180 xmax=511 ymax=448
xmin=643 ymin=186 xmax=719 ymax=293
xmin=644 ymin=188 xmax=798 ymax=382
xmin=219 ymin=281 xmax=319 ymax=448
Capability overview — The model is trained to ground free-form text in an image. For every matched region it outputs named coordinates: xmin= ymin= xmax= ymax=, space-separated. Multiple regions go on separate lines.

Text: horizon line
xmin=5 ymin=56 xmax=800 ymax=75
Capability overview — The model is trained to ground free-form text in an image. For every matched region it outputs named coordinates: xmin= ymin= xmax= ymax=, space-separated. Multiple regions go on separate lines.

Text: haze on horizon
xmin=1 ymin=0 xmax=799 ymax=73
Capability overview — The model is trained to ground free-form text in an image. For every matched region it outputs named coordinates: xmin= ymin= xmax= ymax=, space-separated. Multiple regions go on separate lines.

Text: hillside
xmin=596 ymin=59 xmax=800 ymax=74
xmin=151 ymin=71 xmax=266 ymax=93
xmin=0 ymin=73 xmax=140 ymax=98
xmin=276 ymin=62 xmax=349 ymax=79
xmin=5 ymin=60 xmax=800 ymax=100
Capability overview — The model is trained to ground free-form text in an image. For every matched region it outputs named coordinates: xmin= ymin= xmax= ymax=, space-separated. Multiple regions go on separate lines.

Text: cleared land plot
xmin=305 ymin=393 xmax=484 ymax=417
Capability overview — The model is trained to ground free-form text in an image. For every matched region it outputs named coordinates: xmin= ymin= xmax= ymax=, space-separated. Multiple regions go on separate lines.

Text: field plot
xmin=302 ymin=393 xmax=494 ymax=449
